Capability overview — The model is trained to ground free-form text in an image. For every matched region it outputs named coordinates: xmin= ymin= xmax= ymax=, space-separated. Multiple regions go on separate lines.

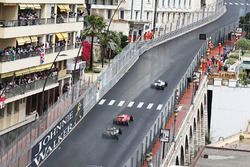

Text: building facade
xmin=90 ymin=0 xmax=217 ymax=41
xmin=0 ymin=1 xmax=85 ymax=135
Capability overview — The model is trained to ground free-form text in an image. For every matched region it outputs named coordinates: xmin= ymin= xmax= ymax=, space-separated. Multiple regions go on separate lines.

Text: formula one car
xmin=151 ymin=80 xmax=168 ymax=90
xmin=102 ymin=127 xmax=122 ymax=140
xmin=113 ymin=114 xmax=134 ymax=126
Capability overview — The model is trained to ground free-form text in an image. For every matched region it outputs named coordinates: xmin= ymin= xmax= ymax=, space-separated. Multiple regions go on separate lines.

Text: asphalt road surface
xmin=42 ymin=1 xmax=246 ymax=167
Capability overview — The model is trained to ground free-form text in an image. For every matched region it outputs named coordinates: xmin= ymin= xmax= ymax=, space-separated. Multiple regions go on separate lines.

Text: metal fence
xmin=0 ymin=4 xmax=226 ymax=167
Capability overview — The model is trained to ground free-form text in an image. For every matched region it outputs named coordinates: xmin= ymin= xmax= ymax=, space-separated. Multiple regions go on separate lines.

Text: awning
xmin=61 ymin=33 xmax=68 ymax=40
xmin=1 ymin=72 xmax=14 ymax=79
xmin=19 ymin=4 xmax=27 ymax=10
xmin=56 ymin=33 xmax=64 ymax=41
xmin=33 ymin=4 xmax=41 ymax=9
xmin=15 ymin=63 xmax=53 ymax=77
xmin=26 ymin=4 xmax=34 ymax=9
xmin=63 ymin=5 xmax=71 ymax=12
xmin=23 ymin=37 xmax=31 ymax=44
xmin=58 ymin=5 xmax=67 ymax=12
xmin=16 ymin=37 xmax=25 ymax=46
xmin=30 ymin=36 xmax=38 ymax=43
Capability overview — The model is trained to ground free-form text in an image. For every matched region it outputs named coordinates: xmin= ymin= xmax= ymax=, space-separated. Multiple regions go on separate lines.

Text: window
xmin=162 ymin=13 xmax=164 ymax=23
xmin=162 ymin=0 xmax=165 ymax=7
xmin=107 ymin=9 xmax=112 ymax=19
xmin=135 ymin=11 xmax=138 ymax=20
xmin=146 ymin=12 xmax=150 ymax=20
xmin=120 ymin=10 xmax=124 ymax=19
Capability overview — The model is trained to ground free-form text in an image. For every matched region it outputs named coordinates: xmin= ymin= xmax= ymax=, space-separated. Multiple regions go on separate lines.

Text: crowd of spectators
xmin=0 ymin=68 xmax=58 ymax=95
xmin=0 ymin=43 xmax=44 ymax=61
xmin=18 ymin=10 xmax=39 ymax=26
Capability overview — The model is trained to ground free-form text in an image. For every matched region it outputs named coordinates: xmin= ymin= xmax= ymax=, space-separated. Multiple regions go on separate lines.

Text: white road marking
xmin=241 ymin=3 xmax=244 ymax=5
xmin=229 ymin=2 xmax=233 ymax=5
xmin=247 ymin=3 xmax=250 ymax=6
xmin=235 ymin=2 xmax=239 ymax=5
xmin=98 ymin=99 xmax=106 ymax=105
xmin=147 ymin=103 xmax=154 ymax=109
xmin=118 ymin=101 xmax=125 ymax=107
xmin=128 ymin=101 xmax=134 ymax=107
xmin=108 ymin=100 xmax=115 ymax=106
xmin=137 ymin=102 xmax=144 ymax=108
xmin=156 ymin=104 xmax=163 ymax=110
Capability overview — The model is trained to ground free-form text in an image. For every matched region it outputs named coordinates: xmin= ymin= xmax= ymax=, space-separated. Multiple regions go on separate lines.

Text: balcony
xmin=0 ymin=43 xmax=80 ymax=75
xmin=0 ymin=17 xmax=83 ymax=38
xmin=0 ymin=0 xmax=84 ymax=3
xmin=91 ymin=0 xmax=119 ymax=9
xmin=5 ymin=76 xmax=58 ymax=102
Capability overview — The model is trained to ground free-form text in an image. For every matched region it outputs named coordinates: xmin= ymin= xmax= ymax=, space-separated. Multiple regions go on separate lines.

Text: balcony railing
xmin=0 ymin=19 xmax=46 ymax=27
xmin=0 ymin=43 xmax=80 ymax=63
xmin=0 ymin=16 xmax=83 ymax=28
xmin=0 ymin=50 xmax=40 ymax=62
xmin=5 ymin=76 xmax=58 ymax=99
xmin=92 ymin=0 xmax=118 ymax=5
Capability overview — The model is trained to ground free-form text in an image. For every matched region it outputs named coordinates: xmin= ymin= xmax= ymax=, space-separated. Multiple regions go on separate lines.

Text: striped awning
xmin=16 ymin=37 xmax=25 ymax=45
xmin=30 ymin=36 xmax=38 ymax=43
xmin=15 ymin=63 xmax=53 ymax=76
xmin=58 ymin=5 xmax=67 ymax=12
xmin=23 ymin=37 xmax=31 ymax=44
xmin=63 ymin=5 xmax=71 ymax=12
xmin=33 ymin=4 xmax=41 ymax=9
xmin=61 ymin=33 xmax=68 ymax=40
xmin=56 ymin=33 xmax=64 ymax=41
xmin=19 ymin=4 xmax=27 ymax=10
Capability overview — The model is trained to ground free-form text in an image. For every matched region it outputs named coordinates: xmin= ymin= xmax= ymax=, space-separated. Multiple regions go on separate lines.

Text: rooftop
xmin=193 ymin=146 xmax=250 ymax=167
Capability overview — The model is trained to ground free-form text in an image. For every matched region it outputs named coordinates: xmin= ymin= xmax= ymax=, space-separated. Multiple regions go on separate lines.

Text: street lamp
xmin=41 ymin=45 xmax=67 ymax=115
xmin=107 ymin=0 xmax=126 ymax=32
xmin=152 ymin=0 xmax=158 ymax=34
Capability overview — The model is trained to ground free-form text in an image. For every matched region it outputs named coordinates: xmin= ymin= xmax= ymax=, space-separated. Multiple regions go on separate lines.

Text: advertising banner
xmin=30 ymin=100 xmax=83 ymax=167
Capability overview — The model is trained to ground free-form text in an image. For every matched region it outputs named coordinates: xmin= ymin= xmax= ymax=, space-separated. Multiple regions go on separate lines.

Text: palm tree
xmin=83 ymin=15 xmax=106 ymax=70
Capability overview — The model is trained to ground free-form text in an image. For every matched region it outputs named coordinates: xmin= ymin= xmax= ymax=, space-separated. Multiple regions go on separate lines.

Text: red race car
xmin=113 ymin=114 xmax=134 ymax=126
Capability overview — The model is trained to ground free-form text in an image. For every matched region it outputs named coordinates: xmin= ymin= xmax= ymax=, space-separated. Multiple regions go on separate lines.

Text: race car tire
xmin=125 ymin=121 xmax=129 ymax=126
xmin=130 ymin=116 xmax=134 ymax=121
xmin=165 ymin=81 xmax=168 ymax=87
xmin=118 ymin=128 xmax=122 ymax=135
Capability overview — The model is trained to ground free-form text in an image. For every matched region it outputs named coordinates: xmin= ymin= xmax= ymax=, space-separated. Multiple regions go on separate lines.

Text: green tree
xmin=98 ymin=31 xmax=123 ymax=65
xmin=83 ymin=15 xmax=106 ymax=70
xmin=239 ymin=12 xmax=250 ymax=39
xmin=237 ymin=39 xmax=250 ymax=50
xmin=239 ymin=70 xmax=248 ymax=86
xmin=119 ymin=32 xmax=128 ymax=49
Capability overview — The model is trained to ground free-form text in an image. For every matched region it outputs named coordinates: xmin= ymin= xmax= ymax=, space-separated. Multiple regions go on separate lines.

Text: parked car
xmin=151 ymin=80 xmax=168 ymax=90
xmin=113 ymin=114 xmax=134 ymax=126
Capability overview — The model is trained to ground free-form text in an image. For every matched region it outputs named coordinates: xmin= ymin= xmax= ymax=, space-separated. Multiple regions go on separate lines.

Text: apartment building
xmin=0 ymin=1 xmax=85 ymax=135
xmin=91 ymin=0 xmax=217 ymax=41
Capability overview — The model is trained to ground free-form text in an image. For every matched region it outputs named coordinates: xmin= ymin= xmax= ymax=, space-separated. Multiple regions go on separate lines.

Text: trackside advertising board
xmin=30 ymin=101 xmax=83 ymax=167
